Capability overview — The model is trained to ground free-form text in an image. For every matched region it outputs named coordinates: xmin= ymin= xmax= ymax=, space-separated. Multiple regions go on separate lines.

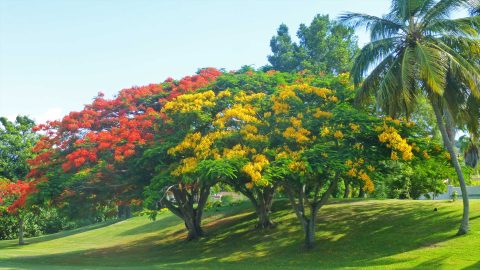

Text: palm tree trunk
xmin=431 ymin=100 xmax=469 ymax=235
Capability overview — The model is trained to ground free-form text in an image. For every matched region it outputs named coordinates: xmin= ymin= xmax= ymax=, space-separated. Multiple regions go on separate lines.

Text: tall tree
xmin=0 ymin=116 xmax=38 ymax=245
xmin=268 ymin=15 xmax=359 ymax=74
xmin=268 ymin=24 xmax=300 ymax=72
xmin=340 ymin=0 xmax=480 ymax=235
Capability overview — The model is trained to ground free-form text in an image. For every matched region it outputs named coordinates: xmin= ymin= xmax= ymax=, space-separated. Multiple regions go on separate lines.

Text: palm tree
xmin=340 ymin=0 xmax=480 ymax=235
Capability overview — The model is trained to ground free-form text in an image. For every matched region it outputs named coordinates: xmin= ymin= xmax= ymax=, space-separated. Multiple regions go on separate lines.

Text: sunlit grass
xmin=0 ymin=199 xmax=479 ymax=269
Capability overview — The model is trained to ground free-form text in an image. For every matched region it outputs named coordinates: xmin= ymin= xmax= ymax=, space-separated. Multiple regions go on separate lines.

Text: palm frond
xmin=356 ymin=54 xmax=397 ymax=105
xmin=465 ymin=94 xmax=480 ymax=136
xmin=421 ymin=0 xmax=472 ymax=29
xmin=414 ymin=43 xmax=448 ymax=95
xmin=338 ymin=12 xmax=406 ymax=41
xmin=351 ymin=37 xmax=401 ymax=86
xmin=390 ymin=0 xmax=430 ymax=20
xmin=431 ymin=38 xmax=480 ymax=98
xmin=401 ymin=46 xmax=416 ymax=94
xmin=378 ymin=54 xmax=417 ymax=116
xmin=426 ymin=16 xmax=480 ymax=37
xmin=417 ymin=0 xmax=440 ymax=17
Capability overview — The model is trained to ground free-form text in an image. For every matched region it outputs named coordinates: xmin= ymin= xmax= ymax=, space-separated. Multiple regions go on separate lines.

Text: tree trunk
xmin=161 ymin=183 xmax=211 ymax=241
xmin=184 ymin=210 xmax=204 ymax=240
xmin=256 ymin=196 xmax=275 ymax=229
xmin=117 ymin=205 xmax=125 ymax=219
xmin=303 ymin=217 xmax=316 ymax=250
xmin=304 ymin=202 xmax=320 ymax=250
xmin=18 ymin=217 xmax=25 ymax=245
xmin=358 ymin=187 xmax=365 ymax=198
xmin=230 ymin=181 xmax=275 ymax=229
xmin=255 ymin=187 xmax=275 ymax=229
xmin=285 ymin=173 xmax=340 ymax=250
xmin=343 ymin=179 xmax=350 ymax=198
xmin=125 ymin=205 xmax=132 ymax=219
xmin=431 ymin=99 xmax=469 ymax=235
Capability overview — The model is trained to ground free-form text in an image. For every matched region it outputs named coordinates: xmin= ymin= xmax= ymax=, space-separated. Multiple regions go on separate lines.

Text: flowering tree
xmin=19 ymin=68 xmax=448 ymax=248
xmin=156 ymin=71 xmax=301 ymax=230
xmin=0 ymin=179 xmax=36 ymax=245
xmin=261 ymin=74 xmax=438 ymax=249
xmin=27 ymin=68 xmax=221 ymax=221
xmin=0 ymin=116 xmax=38 ymax=244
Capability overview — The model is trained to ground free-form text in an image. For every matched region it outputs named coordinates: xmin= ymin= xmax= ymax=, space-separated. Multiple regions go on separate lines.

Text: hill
xmin=0 ymin=200 xmax=479 ymax=269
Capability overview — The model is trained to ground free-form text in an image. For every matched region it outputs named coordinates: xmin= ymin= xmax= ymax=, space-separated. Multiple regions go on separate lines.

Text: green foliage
xmin=0 ymin=116 xmax=37 ymax=180
xmin=451 ymin=190 xmax=459 ymax=201
xmin=268 ymin=15 xmax=359 ymax=73
xmin=220 ymin=195 xmax=235 ymax=205
xmin=377 ymin=160 xmax=449 ymax=199
xmin=0 ymin=206 xmax=73 ymax=240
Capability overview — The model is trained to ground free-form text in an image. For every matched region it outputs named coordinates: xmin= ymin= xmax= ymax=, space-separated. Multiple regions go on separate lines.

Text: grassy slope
xmin=0 ymin=199 xmax=479 ymax=270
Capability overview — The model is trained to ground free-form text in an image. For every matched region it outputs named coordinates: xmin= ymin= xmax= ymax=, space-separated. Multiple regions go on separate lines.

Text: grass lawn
xmin=0 ymin=199 xmax=479 ymax=269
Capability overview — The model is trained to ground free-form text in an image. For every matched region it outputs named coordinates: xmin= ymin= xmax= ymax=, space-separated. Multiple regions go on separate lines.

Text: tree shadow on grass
xmin=462 ymin=261 xmax=480 ymax=270
xmin=118 ymin=201 xmax=253 ymax=237
xmin=0 ymin=200 xmax=476 ymax=269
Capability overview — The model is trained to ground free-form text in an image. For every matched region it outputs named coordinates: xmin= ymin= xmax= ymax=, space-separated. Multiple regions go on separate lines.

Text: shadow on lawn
xmin=462 ymin=261 xmax=480 ymax=270
xmin=0 ymin=200 xmax=473 ymax=269
xmin=118 ymin=201 xmax=253 ymax=237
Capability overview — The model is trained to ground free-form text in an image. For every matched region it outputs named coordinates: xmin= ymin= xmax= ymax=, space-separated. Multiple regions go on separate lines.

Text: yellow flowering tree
xmin=263 ymin=74 xmax=404 ymax=249
xmin=145 ymin=70 xmax=446 ymax=245
xmin=147 ymin=90 xmax=221 ymax=240
xmin=162 ymin=70 xmax=310 ymax=229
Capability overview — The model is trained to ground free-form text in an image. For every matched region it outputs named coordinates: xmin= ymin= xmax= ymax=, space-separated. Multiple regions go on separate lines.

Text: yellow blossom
xmin=313 ymin=109 xmax=333 ymax=118
xmin=321 ymin=127 xmax=330 ymax=137
xmin=329 ymin=96 xmax=339 ymax=102
xmin=353 ymin=143 xmax=363 ymax=150
xmin=349 ymin=123 xmax=360 ymax=132
xmin=423 ymin=150 xmax=430 ymax=160
xmin=234 ymin=92 xmax=266 ymax=103
xmin=215 ymin=104 xmax=260 ymax=128
xmin=334 ymin=130 xmax=344 ymax=139
xmin=172 ymin=157 xmax=198 ymax=176
xmin=378 ymin=126 xmax=414 ymax=160
xmin=217 ymin=89 xmax=232 ymax=98
xmin=345 ymin=160 xmax=353 ymax=167
xmin=162 ymin=90 xmax=216 ymax=113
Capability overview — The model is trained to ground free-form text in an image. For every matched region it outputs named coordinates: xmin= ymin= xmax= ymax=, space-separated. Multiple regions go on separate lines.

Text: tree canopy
xmin=268 ymin=15 xmax=359 ymax=74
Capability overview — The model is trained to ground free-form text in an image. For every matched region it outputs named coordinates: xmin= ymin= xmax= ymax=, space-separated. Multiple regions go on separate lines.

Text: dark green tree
xmin=268 ymin=15 xmax=359 ymax=74
xmin=268 ymin=24 xmax=300 ymax=72
xmin=0 ymin=116 xmax=37 ymax=180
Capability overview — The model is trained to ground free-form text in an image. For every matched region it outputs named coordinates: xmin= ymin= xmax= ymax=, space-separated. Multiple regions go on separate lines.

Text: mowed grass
xmin=0 ymin=199 xmax=479 ymax=270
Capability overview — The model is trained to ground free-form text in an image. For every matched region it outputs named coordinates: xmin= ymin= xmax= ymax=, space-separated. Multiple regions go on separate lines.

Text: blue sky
xmin=0 ymin=1 xmax=402 ymax=123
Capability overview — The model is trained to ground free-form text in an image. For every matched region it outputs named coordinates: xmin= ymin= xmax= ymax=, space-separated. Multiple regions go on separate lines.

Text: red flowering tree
xmin=27 ymin=68 xmax=222 ymax=220
xmin=0 ymin=179 xmax=36 ymax=245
